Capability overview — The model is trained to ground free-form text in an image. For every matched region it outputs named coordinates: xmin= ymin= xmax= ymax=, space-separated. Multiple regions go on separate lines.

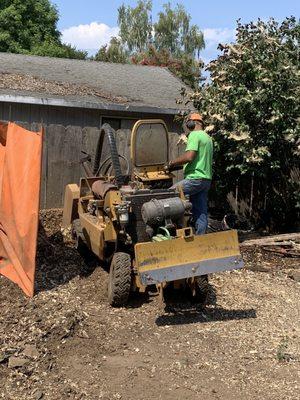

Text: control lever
xmin=80 ymin=151 xmax=93 ymax=177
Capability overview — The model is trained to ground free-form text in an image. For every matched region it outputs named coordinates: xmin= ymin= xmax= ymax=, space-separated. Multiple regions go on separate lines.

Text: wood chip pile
xmin=0 ymin=210 xmax=299 ymax=400
xmin=0 ymin=72 xmax=129 ymax=104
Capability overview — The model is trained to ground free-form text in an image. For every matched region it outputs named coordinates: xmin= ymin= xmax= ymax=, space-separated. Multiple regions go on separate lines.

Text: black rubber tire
xmin=108 ymin=252 xmax=132 ymax=307
xmin=192 ymin=275 xmax=209 ymax=305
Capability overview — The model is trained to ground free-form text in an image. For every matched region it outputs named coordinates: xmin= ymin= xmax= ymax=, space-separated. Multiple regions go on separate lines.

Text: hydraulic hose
xmin=93 ymin=123 xmax=124 ymax=187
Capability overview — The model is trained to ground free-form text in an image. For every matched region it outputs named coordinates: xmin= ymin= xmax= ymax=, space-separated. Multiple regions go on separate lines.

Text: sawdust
xmin=0 ymin=73 xmax=129 ymax=104
xmin=0 ymin=209 xmax=299 ymax=400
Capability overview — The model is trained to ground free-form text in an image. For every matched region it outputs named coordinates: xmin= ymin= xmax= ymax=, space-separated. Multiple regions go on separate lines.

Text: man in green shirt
xmin=167 ymin=113 xmax=213 ymax=235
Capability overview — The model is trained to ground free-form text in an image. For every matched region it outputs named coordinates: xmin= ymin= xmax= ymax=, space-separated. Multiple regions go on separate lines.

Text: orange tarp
xmin=0 ymin=122 xmax=43 ymax=297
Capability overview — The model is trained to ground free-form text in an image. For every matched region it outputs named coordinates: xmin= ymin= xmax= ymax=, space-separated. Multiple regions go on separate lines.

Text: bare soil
xmin=0 ymin=210 xmax=299 ymax=400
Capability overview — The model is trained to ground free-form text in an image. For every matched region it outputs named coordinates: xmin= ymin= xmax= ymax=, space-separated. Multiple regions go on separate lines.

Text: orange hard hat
xmin=187 ymin=112 xmax=203 ymax=122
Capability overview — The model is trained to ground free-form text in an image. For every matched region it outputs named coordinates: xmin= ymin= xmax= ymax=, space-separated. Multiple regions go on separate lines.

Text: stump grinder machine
xmin=62 ymin=120 xmax=243 ymax=306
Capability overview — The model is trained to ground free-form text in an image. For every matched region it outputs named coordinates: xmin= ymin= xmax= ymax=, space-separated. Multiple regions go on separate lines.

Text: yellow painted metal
xmin=62 ymin=184 xmax=80 ymax=229
xmin=79 ymin=213 xmax=105 ymax=260
xmin=101 ymin=190 xmax=121 ymax=241
xmin=133 ymin=170 xmax=171 ymax=181
xmin=135 ymin=230 xmax=241 ymax=273
xmin=104 ymin=219 xmax=117 ymax=241
xmin=176 ymin=227 xmax=193 ymax=238
xmin=104 ymin=190 xmax=122 ymax=220
xmin=131 ymin=119 xmax=169 ymax=170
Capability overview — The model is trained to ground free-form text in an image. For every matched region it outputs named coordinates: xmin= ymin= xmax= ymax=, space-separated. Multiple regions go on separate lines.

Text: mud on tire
xmin=108 ymin=252 xmax=132 ymax=307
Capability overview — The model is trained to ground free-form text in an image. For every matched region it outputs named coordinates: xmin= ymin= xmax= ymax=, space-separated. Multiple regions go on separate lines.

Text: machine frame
xmin=62 ymin=120 xmax=243 ymax=306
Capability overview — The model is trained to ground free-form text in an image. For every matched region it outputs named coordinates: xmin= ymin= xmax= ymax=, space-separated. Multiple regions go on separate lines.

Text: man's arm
xmin=169 ymin=150 xmax=196 ymax=168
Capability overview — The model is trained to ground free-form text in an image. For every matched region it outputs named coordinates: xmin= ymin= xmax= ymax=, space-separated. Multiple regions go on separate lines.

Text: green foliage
xmin=154 ymin=2 xmax=204 ymax=59
xmin=99 ymin=0 xmax=204 ymax=88
xmin=94 ymin=37 xmax=129 ymax=63
xmin=0 ymin=0 xmax=60 ymax=52
xmin=184 ymin=17 xmax=300 ymax=229
xmin=30 ymin=41 xmax=87 ymax=59
xmin=0 ymin=0 xmax=86 ymax=59
xmin=118 ymin=0 xmax=152 ymax=53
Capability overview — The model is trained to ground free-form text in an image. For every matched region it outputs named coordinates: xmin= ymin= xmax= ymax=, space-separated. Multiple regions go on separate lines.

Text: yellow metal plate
xmin=135 ymin=230 xmax=240 ymax=272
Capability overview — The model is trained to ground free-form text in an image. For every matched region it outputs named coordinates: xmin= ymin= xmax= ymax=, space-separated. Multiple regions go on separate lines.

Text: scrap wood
xmin=241 ymin=233 xmax=300 ymax=258
xmin=261 ymin=246 xmax=300 ymax=258
xmin=241 ymin=233 xmax=300 ymax=247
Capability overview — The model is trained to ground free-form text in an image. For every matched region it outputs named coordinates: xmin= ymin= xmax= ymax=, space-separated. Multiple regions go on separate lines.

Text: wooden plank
xmin=31 ymin=122 xmax=47 ymax=209
xmin=45 ymin=125 xmax=82 ymax=208
xmin=63 ymin=125 xmax=82 ymax=199
xmin=116 ymin=129 xmax=131 ymax=175
xmin=82 ymin=126 xmax=100 ymax=175
xmin=45 ymin=124 xmax=66 ymax=208
xmin=241 ymin=233 xmax=300 ymax=247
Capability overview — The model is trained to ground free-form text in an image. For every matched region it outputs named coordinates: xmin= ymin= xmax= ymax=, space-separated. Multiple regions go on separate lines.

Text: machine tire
xmin=192 ymin=275 xmax=209 ymax=305
xmin=108 ymin=252 xmax=132 ymax=307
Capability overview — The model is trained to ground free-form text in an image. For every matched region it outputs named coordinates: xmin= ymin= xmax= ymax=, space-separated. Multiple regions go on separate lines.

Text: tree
xmin=98 ymin=1 xmax=205 ymax=88
xmin=131 ymin=45 xmax=203 ymax=88
xmin=0 ymin=0 xmax=86 ymax=59
xmin=154 ymin=3 xmax=204 ymax=59
xmin=118 ymin=0 xmax=152 ymax=53
xmin=183 ymin=17 xmax=300 ymax=229
xmin=31 ymin=42 xmax=87 ymax=59
xmin=94 ymin=37 xmax=128 ymax=63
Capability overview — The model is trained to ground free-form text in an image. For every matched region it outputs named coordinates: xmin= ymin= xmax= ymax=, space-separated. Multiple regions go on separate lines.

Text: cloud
xmin=203 ymin=28 xmax=236 ymax=49
xmin=61 ymin=22 xmax=236 ymax=64
xmin=200 ymin=28 xmax=236 ymax=66
xmin=62 ymin=22 xmax=119 ymax=52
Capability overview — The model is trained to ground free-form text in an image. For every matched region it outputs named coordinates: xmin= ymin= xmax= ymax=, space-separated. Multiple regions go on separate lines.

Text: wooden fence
xmin=14 ymin=123 xmax=182 ymax=209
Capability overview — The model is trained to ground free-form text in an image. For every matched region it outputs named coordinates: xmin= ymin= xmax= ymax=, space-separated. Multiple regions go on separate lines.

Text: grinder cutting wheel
xmin=62 ymin=119 xmax=243 ymax=307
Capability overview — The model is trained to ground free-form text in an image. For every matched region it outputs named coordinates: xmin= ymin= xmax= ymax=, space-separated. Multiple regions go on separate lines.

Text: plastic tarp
xmin=0 ymin=122 xmax=43 ymax=297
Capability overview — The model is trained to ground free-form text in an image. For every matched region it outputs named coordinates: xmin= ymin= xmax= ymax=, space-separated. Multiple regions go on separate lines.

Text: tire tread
xmin=108 ymin=252 xmax=131 ymax=307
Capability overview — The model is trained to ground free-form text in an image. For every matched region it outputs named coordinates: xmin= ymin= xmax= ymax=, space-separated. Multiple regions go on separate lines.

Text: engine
xmin=141 ymin=197 xmax=191 ymax=228
xmin=123 ymin=189 xmax=191 ymax=243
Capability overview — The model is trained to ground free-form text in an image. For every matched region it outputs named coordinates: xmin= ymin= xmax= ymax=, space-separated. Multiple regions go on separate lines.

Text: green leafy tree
xmin=118 ymin=0 xmax=152 ymax=53
xmin=183 ymin=17 xmax=300 ymax=229
xmin=31 ymin=41 xmax=87 ymax=59
xmin=154 ymin=2 xmax=204 ymax=59
xmin=98 ymin=1 xmax=205 ymax=88
xmin=0 ymin=0 xmax=86 ymax=59
xmin=94 ymin=37 xmax=128 ymax=63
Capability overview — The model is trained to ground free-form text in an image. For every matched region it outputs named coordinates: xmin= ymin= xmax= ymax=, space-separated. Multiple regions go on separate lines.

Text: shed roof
xmin=0 ymin=53 xmax=189 ymax=115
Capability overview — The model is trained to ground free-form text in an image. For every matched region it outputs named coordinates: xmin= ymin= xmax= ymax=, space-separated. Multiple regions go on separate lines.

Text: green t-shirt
xmin=184 ymin=130 xmax=213 ymax=180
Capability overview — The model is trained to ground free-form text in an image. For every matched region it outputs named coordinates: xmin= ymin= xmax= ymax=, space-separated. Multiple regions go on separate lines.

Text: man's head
xmin=186 ymin=113 xmax=204 ymax=132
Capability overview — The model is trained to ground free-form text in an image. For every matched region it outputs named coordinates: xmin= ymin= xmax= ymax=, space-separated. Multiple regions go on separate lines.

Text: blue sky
xmin=53 ymin=0 xmax=299 ymax=63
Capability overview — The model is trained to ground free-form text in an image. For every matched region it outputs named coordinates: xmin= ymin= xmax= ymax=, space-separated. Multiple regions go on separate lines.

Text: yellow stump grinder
xmin=62 ymin=120 xmax=243 ymax=306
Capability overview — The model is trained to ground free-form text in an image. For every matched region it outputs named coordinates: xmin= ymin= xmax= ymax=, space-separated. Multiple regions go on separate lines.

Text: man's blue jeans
xmin=173 ymin=179 xmax=211 ymax=235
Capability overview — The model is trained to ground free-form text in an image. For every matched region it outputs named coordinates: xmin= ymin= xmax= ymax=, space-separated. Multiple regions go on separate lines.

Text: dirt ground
xmin=0 ymin=210 xmax=299 ymax=400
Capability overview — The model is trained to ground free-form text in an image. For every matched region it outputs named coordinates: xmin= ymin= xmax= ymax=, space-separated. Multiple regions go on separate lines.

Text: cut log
xmin=241 ymin=233 xmax=300 ymax=247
